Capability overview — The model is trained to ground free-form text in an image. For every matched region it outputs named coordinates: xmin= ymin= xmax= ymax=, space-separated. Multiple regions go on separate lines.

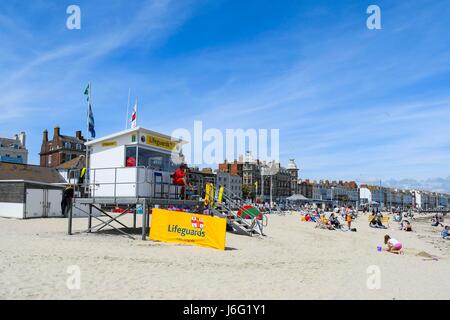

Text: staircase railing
xmin=217 ymin=185 xmax=266 ymax=236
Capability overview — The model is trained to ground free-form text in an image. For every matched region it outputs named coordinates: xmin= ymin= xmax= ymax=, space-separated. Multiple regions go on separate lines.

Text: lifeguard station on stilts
xmin=66 ymin=124 xmax=267 ymax=240
xmin=67 ymin=87 xmax=267 ymax=241
xmin=67 ymin=126 xmax=201 ymax=239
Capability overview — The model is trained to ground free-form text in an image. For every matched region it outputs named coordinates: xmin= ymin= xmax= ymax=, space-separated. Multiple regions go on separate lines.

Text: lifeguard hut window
xmin=125 ymin=145 xmax=177 ymax=172
xmin=125 ymin=146 xmax=137 ymax=167
xmin=138 ymin=147 xmax=177 ymax=171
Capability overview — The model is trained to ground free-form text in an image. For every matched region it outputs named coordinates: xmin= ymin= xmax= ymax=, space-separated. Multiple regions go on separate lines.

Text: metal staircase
xmin=211 ymin=186 xmax=267 ymax=237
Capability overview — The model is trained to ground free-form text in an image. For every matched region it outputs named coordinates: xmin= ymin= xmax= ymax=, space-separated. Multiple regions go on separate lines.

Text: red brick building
xmin=39 ymin=127 xmax=86 ymax=168
xmin=218 ymin=160 xmax=243 ymax=177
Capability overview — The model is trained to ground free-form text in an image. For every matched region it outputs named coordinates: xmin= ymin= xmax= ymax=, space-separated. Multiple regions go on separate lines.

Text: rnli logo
xmin=191 ymin=216 xmax=204 ymax=229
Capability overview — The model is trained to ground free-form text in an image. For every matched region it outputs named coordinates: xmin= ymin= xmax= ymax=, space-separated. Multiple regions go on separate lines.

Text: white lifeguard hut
xmin=84 ymin=126 xmax=185 ymax=199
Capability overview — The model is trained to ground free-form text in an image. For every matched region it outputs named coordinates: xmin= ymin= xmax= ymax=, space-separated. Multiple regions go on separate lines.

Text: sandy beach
xmin=0 ymin=212 xmax=448 ymax=300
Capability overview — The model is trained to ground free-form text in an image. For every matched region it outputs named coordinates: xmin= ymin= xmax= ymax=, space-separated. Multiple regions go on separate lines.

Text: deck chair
xmin=382 ymin=216 xmax=390 ymax=227
xmin=315 ymin=216 xmax=331 ymax=229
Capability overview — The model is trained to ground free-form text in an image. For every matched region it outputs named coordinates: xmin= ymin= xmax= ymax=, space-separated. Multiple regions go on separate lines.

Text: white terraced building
xmin=0 ymin=132 xmax=28 ymax=164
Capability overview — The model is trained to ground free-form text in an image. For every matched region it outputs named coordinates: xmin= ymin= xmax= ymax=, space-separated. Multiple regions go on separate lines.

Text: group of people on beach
xmin=430 ymin=213 xmax=449 ymax=239
xmin=303 ymin=206 xmax=356 ymax=231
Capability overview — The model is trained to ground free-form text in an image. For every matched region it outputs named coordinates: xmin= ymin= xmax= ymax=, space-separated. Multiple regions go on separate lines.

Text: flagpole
xmin=85 ymin=82 xmax=91 ymax=191
xmin=125 ymin=88 xmax=131 ymax=130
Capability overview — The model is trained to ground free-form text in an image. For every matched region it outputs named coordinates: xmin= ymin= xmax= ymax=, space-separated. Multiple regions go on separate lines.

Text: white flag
xmin=130 ymin=100 xmax=137 ymax=128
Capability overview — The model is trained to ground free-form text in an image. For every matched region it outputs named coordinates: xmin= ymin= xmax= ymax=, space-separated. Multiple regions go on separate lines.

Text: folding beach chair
xmin=315 ymin=216 xmax=330 ymax=229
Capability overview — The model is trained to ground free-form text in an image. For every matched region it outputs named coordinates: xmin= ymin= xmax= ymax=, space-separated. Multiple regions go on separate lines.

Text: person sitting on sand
xmin=401 ymin=220 xmax=412 ymax=232
xmin=442 ymin=226 xmax=449 ymax=239
xmin=394 ymin=212 xmax=402 ymax=222
xmin=431 ymin=213 xmax=444 ymax=227
xmin=384 ymin=235 xmax=403 ymax=254
xmin=377 ymin=209 xmax=383 ymax=218
xmin=328 ymin=212 xmax=341 ymax=229
xmin=370 ymin=215 xmax=387 ymax=229
xmin=313 ymin=213 xmax=334 ymax=230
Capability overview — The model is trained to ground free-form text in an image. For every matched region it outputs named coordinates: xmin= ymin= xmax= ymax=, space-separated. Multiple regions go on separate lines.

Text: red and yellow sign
xmin=149 ymin=208 xmax=227 ymax=250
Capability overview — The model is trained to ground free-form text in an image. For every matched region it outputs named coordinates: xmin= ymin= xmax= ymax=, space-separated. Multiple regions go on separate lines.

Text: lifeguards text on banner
xmin=149 ymin=208 xmax=227 ymax=250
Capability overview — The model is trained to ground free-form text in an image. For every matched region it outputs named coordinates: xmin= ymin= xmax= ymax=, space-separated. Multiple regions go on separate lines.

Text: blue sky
xmin=1 ymin=0 xmax=450 ymax=185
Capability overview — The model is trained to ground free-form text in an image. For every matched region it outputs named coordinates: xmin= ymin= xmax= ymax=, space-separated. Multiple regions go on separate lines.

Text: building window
xmin=76 ymin=144 xmax=82 ymax=150
xmin=125 ymin=146 xmax=137 ymax=167
xmin=137 ymin=147 xmax=175 ymax=171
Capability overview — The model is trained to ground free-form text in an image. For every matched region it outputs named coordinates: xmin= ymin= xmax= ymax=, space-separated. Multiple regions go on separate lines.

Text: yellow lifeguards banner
xmin=149 ymin=208 xmax=227 ymax=250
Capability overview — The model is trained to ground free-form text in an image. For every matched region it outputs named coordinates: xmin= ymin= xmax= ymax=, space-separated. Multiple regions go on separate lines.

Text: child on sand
xmin=384 ymin=235 xmax=403 ymax=254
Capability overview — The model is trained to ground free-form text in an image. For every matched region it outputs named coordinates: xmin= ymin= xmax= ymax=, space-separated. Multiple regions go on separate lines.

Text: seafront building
xmin=412 ymin=190 xmax=449 ymax=210
xmin=0 ymin=132 xmax=28 ymax=164
xmin=298 ymin=179 xmax=359 ymax=208
xmin=218 ymin=152 xmax=299 ymax=203
xmin=39 ymin=126 xmax=86 ymax=168
xmin=360 ymin=185 xmax=412 ymax=209
xmin=216 ymin=171 xmax=243 ymax=198
xmin=359 ymin=186 xmax=450 ymax=210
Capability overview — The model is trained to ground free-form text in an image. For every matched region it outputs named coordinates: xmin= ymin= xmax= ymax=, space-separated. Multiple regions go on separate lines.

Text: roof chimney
xmin=76 ymin=130 xmax=82 ymax=140
xmin=43 ymin=130 xmax=48 ymax=142
xmin=54 ymin=126 xmax=60 ymax=138
xmin=18 ymin=132 xmax=26 ymax=147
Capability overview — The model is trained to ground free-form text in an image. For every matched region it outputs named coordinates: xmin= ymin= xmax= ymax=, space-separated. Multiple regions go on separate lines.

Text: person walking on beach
xmin=345 ymin=207 xmax=353 ymax=230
